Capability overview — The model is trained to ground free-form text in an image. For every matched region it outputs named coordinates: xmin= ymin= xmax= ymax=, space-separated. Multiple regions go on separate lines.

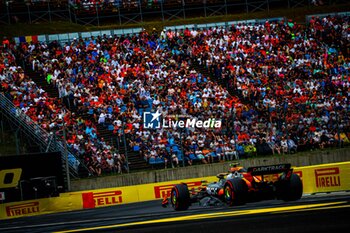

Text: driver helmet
xmin=229 ymin=162 xmax=242 ymax=173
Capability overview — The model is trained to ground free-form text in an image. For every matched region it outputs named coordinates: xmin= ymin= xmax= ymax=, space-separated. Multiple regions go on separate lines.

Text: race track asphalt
xmin=0 ymin=192 xmax=349 ymax=233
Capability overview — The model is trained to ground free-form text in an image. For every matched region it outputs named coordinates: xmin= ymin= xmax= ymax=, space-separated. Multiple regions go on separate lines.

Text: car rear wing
xmin=247 ymin=164 xmax=292 ymax=176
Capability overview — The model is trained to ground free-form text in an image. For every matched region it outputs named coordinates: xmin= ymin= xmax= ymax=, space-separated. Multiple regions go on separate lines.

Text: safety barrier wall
xmin=71 ymin=148 xmax=350 ymax=191
xmin=0 ymin=192 xmax=82 ymax=219
xmin=0 ymin=176 xmax=216 ymax=219
xmin=294 ymin=162 xmax=350 ymax=194
xmin=1 ymin=161 xmax=350 ymax=220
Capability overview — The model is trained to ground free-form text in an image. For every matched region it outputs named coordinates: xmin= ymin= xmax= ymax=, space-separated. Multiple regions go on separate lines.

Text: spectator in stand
xmin=287 ymin=136 xmax=297 ymax=153
xmin=280 ymin=137 xmax=288 ymax=154
xmin=224 ymin=143 xmax=237 ymax=161
xmin=267 ymin=136 xmax=281 ymax=155
xmin=215 ymin=144 xmax=224 ymax=161
xmin=183 ymin=141 xmax=194 ymax=166
xmin=202 ymin=147 xmax=213 ymax=163
xmin=170 ymin=151 xmax=179 ymax=168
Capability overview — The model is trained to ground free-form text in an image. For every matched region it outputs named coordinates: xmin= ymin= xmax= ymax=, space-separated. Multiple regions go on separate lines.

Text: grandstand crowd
xmin=1 ymin=14 xmax=349 ymax=175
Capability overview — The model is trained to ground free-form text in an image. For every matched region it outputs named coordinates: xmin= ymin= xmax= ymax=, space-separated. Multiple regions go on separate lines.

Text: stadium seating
xmin=1 ymin=14 xmax=349 ymax=175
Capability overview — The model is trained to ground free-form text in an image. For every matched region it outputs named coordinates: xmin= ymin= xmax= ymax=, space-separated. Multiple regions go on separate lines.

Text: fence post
xmin=118 ymin=6 xmax=122 ymax=25
xmin=182 ymin=0 xmax=186 ymax=19
xmin=6 ymin=1 xmax=10 ymax=24
xmin=122 ymin=116 xmax=129 ymax=173
xmin=160 ymin=0 xmax=164 ymax=22
xmin=267 ymin=0 xmax=270 ymax=14
xmin=48 ymin=2 xmax=52 ymax=23
xmin=139 ymin=0 xmax=143 ymax=23
xmin=26 ymin=2 xmax=31 ymax=24
xmin=96 ymin=3 xmax=100 ymax=26
xmin=68 ymin=4 xmax=72 ymax=23
xmin=63 ymin=118 xmax=71 ymax=191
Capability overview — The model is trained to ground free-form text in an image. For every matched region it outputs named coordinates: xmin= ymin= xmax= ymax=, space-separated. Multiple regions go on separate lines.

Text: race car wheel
xmin=280 ymin=173 xmax=303 ymax=201
xmin=224 ymin=178 xmax=248 ymax=206
xmin=171 ymin=184 xmax=190 ymax=211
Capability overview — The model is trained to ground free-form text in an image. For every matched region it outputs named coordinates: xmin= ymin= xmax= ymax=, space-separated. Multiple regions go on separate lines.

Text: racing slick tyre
xmin=279 ymin=173 xmax=303 ymax=201
xmin=171 ymin=184 xmax=190 ymax=211
xmin=224 ymin=178 xmax=248 ymax=206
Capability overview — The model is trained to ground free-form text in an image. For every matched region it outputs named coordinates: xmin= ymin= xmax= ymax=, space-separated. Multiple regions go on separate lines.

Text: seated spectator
xmin=106 ymin=154 xmax=117 ymax=173
xmin=183 ymin=142 xmax=194 ymax=166
xmin=194 ymin=144 xmax=207 ymax=164
xmin=215 ymin=144 xmax=224 ymax=161
xmin=287 ymin=136 xmax=297 ymax=154
xmin=224 ymin=143 xmax=237 ymax=161
xmin=98 ymin=111 xmax=106 ymax=125
xmin=280 ymin=137 xmax=288 ymax=154
xmin=171 ymin=152 xmax=179 ymax=168
xmin=267 ymin=137 xmax=281 ymax=155
xmin=319 ymin=132 xmax=330 ymax=150
xmin=243 ymin=142 xmax=257 ymax=157
xmin=159 ymin=148 xmax=169 ymax=169
xmin=202 ymin=148 xmax=213 ymax=163
xmin=92 ymin=156 xmax=102 ymax=176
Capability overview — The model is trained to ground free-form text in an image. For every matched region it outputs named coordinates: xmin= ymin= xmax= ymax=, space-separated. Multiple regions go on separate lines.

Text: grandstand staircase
xmin=76 ymin=114 xmax=151 ymax=173
xmin=25 ymin=68 xmax=150 ymax=173
xmin=95 ymin=124 xmax=151 ymax=172
xmin=190 ymin=62 xmax=228 ymax=93
xmin=26 ymin=70 xmax=60 ymax=99
xmin=190 ymin=61 xmax=248 ymax=103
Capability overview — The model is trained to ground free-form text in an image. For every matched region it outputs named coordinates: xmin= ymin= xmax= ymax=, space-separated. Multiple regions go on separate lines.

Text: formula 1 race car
xmin=162 ymin=163 xmax=303 ymax=210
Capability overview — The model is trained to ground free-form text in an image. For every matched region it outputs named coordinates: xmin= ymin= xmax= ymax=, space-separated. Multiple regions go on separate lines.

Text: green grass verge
xmin=2 ymin=3 xmax=350 ymax=39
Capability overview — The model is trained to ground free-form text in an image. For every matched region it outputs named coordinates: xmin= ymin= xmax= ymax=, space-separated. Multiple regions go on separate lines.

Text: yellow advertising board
xmin=294 ymin=161 xmax=350 ymax=194
xmin=76 ymin=176 xmax=217 ymax=209
xmin=0 ymin=192 xmax=82 ymax=219
xmin=0 ymin=162 xmax=349 ymax=220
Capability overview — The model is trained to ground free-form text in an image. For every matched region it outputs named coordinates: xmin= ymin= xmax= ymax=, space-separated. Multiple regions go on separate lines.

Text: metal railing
xmin=3 ymin=0 xmax=348 ymax=26
xmin=0 ymin=93 xmax=83 ymax=178
xmin=164 ymin=16 xmax=285 ymax=31
xmin=14 ymin=27 xmax=144 ymax=44
xmin=305 ymin=11 xmax=350 ymax=22
xmin=12 ymin=16 xmax=284 ymax=45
